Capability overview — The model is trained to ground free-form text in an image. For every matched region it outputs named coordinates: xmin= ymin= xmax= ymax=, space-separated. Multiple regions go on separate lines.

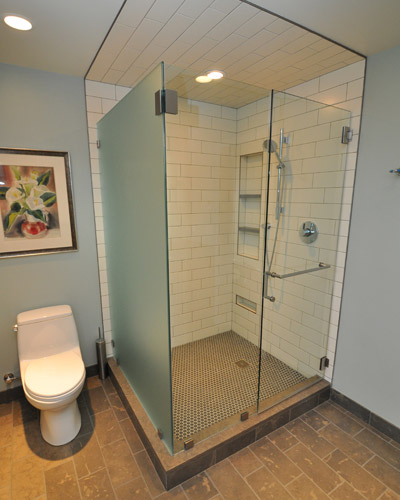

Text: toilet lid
xmin=24 ymin=351 xmax=85 ymax=398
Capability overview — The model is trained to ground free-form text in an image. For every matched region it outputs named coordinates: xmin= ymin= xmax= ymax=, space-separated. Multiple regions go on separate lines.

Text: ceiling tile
xmin=146 ymin=0 xmax=185 ymax=23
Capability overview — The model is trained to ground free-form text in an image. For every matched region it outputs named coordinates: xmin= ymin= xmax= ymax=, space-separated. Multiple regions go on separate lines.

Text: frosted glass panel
xmin=97 ymin=64 xmax=173 ymax=452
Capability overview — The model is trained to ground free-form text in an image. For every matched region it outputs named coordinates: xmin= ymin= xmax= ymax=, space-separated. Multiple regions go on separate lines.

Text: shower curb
xmin=108 ymin=358 xmax=330 ymax=490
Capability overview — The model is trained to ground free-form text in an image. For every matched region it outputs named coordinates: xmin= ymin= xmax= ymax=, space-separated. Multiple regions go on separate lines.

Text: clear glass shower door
xmin=259 ymin=90 xmax=351 ymax=412
xmin=97 ymin=63 xmax=174 ymax=452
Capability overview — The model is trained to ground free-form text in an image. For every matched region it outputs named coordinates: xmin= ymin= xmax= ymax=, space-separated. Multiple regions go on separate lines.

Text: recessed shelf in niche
xmin=237 ymin=152 xmax=263 ymax=260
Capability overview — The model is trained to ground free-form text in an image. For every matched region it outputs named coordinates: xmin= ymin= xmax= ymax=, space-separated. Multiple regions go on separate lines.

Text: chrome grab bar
xmin=266 ymin=262 xmax=331 ymax=280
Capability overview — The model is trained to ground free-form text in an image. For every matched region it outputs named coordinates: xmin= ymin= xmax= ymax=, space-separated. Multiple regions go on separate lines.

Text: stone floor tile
xmin=102 ymin=378 xmax=117 ymax=396
xmin=102 ymin=438 xmax=141 ymax=488
xmin=0 ymin=414 xmax=13 ymax=449
xmin=319 ymin=423 xmax=374 ymax=465
xmin=181 ymin=471 xmax=218 ymax=500
xmin=119 ymin=418 xmax=144 ymax=453
xmin=11 ymin=455 xmax=45 ymax=499
xmin=316 ymin=403 xmax=363 ymax=436
xmin=325 ymin=449 xmax=386 ymax=499
xmin=364 ymin=456 xmax=400 ymax=495
xmin=12 ymin=398 xmax=38 ymax=427
xmin=300 ymin=409 xmax=330 ymax=431
xmin=44 ymin=460 xmax=80 ymax=500
xmin=246 ymin=466 xmax=292 ymax=499
xmin=380 ymin=489 xmax=400 ymax=499
xmin=207 ymin=460 xmax=258 ymax=500
xmin=40 ymin=439 xmax=72 ymax=471
xmin=286 ymin=443 xmax=342 ymax=493
xmin=329 ymin=481 xmax=367 ymax=500
xmin=79 ymin=468 xmax=115 ymax=499
xmin=84 ymin=376 xmax=102 ymax=391
xmin=0 ymin=445 xmax=11 ymax=490
xmin=115 ymin=476 xmax=152 ymax=500
xmin=250 ymin=436 xmax=301 ymax=485
xmin=355 ymin=428 xmax=400 ymax=470
xmin=77 ymin=405 xmax=94 ymax=438
xmin=268 ymin=426 xmax=298 ymax=451
xmin=71 ymin=432 xmax=106 ymax=479
xmin=0 ymin=402 xmax=12 ymax=417
xmin=135 ymin=450 xmax=165 ymax=498
xmin=286 ymin=474 xmax=330 ymax=499
xmin=84 ymin=386 xmax=110 ymax=415
xmin=107 ymin=393 xmax=128 ymax=421
xmin=286 ymin=419 xmax=335 ymax=458
xmin=93 ymin=409 xmax=123 ymax=447
xmin=156 ymin=486 xmax=188 ymax=499
xmin=0 ymin=486 xmax=10 ymax=500
xmin=229 ymin=447 xmax=262 ymax=477
xmin=12 ymin=420 xmax=42 ymax=461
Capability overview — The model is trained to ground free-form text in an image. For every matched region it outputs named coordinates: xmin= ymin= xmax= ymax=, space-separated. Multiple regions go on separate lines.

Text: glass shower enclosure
xmin=98 ymin=62 xmax=351 ymax=454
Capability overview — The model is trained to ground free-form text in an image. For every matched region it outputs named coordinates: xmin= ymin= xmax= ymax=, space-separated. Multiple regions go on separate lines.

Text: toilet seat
xmin=24 ymin=351 xmax=85 ymax=401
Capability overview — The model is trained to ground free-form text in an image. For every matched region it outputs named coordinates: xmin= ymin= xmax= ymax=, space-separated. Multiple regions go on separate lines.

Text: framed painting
xmin=0 ymin=148 xmax=77 ymax=258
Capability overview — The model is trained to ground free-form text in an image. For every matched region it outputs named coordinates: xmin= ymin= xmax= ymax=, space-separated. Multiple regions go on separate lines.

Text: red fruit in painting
xmin=21 ymin=220 xmax=47 ymax=236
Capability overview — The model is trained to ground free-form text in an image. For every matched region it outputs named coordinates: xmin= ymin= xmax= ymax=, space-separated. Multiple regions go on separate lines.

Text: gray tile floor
xmin=1 ymin=376 xmax=399 ymax=499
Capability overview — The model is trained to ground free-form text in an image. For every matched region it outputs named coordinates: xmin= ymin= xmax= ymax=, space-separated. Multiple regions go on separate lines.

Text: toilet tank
xmin=17 ymin=305 xmax=81 ymax=361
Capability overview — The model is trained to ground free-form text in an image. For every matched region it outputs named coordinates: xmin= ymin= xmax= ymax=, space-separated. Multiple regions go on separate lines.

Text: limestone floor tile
xmin=364 ymin=456 xmax=400 ymax=496
xmin=181 ymin=471 xmax=218 ymax=500
xmin=12 ymin=420 xmax=42 ymax=461
xmin=285 ymin=419 xmax=335 ymax=458
xmin=285 ymin=443 xmax=342 ymax=494
xmin=0 ymin=445 xmax=11 ymax=490
xmin=250 ymin=437 xmax=302 ymax=485
xmin=0 ymin=414 xmax=13 ymax=448
xmin=319 ymin=423 xmax=374 ymax=465
xmin=207 ymin=460 xmax=258 ymax=500
xmin=0 ymin=486 xmax=10 ymax=500
xmin=246 ymin=466 xmax=291 ymax=500
xmin=267 ymin=426 xmax=298 ymax=452
xmin=44 ymin=461 xmax=80 ymax=500
xmin=155 ymin=486 xmax=188 ymax=500
xmin=71 ymin=432 xmax=106 ymax=479
xmin=102 ymin=378 xmax=117 ymax=396
xmin=77 ymin=405 xmax=94 ymax=438
xmin=93 ymin=409 xmax=123 ymax=447
xmin=0 ymin=402 xmax=12 ymax=417
xmin=11 ymin=455 xmax=45 ymax=500
xmin=300 ymin=409 xmax=329 ymax=431
xmin=228 ymin=447 xmax=262 ymax=477
xmin=107 ymin=393 xmax=128 ymax=421
xmin=119 ymin=418 xmax=144 ymax=454
xmin=115 ymin=477 xmax=152 ymax=500
xmin=40 ymin=439 xmax=73 ymax=471
xmin=325 ymin=449 xmax=386 ymax=499
xmin=84 ymin=386 xmax=110 ymax=415
xmin=12 ymin=398 xmax=38 ymax=427
xmin=286 ymin=474 xmax=330 ymax=500
xmin=79 ymin=468 xmax=115 ymax=499
xmin=355 ymin=428 xmax=400 ymax=470
xmin=316 ymin=402 xmax=363 ymax=436
xmin=134 ymin=450 xmax=165 ymax=498
xmin=329 ymin=481 xmax=366 ymax=500
xmin=102 ymin=438 xmax=141 ymax=488
xmin=380 ymin=489 xmax=400 ymax=500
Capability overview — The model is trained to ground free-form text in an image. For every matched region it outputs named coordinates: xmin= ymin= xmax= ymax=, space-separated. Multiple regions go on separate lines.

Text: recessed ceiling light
xmin=4 ymin=15 xmax=32 ymax=31
xmin=207 ymin=70 xmax=224 ymax=80
xmin=195 ymin=75 xmax=212 ymax=83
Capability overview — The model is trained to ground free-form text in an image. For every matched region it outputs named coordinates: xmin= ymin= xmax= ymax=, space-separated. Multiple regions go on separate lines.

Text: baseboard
xmin=331 ymin=389 xmax=400 ymax=443
xmin=0 ymin=364 xmax=99 ymax=404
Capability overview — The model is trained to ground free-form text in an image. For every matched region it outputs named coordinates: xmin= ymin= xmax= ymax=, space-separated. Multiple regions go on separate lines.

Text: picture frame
xmin=0 ymin=148 xmax=77 ymax=258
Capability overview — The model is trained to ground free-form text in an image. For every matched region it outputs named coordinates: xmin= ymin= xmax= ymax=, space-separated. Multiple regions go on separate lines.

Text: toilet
xmin=16 ymin=305 xmax=86 ymax=446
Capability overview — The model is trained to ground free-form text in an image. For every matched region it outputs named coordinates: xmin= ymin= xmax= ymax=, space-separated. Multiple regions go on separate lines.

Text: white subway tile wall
xmin=85 ymin=59 xmax=365 ymax=382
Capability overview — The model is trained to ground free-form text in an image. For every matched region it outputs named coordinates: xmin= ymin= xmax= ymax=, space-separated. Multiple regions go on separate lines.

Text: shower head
xmin=263 ymin=139 xmax=277 ymax=153
xmin=263 ymin=139 xmax=285 ymax=168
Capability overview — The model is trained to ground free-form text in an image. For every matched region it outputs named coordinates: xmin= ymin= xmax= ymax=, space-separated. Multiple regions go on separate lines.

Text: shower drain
xmin=235 ymin=359 xmax=250 ymax=368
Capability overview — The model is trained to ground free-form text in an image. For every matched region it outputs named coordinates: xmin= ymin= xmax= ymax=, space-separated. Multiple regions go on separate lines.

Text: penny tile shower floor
xmin=1 ymin=377 xmax=399 ymax=499
xmin=172 ymin=331 xmax=306 ymax=441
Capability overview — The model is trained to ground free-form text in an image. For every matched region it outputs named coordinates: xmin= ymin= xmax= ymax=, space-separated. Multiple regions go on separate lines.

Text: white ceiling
xmin=0 ymin=0 xmax=124 ymax=75
xmin=0 ymin=0 xmax=399 ymax=77
xmin=248 ymin=0 xmax=400 ymax=56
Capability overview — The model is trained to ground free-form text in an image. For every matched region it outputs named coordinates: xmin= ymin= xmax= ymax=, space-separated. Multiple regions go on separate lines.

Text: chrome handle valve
xmin=13 ymin=324 xmax=18 ymax=334
xmin=266 ymin=296 xmax=276 ymax=302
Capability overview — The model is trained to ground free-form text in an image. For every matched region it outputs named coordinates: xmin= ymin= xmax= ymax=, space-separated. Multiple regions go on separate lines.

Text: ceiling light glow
xmin=207 ymin=70 xmax=224 ymax=80
xmin=4 ymin=15 xmax=32 ymax=31
xmin=195 ymin=75 xmax=212 ymax=83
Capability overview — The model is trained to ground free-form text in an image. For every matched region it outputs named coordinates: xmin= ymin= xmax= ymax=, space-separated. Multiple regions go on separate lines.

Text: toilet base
xmin=40 ymin=399 xmax=81 ymax=446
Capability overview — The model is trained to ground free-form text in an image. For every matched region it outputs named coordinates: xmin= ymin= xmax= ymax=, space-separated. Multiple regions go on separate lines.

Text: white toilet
xmin=17 ymin=305 xmax=86 ymax=446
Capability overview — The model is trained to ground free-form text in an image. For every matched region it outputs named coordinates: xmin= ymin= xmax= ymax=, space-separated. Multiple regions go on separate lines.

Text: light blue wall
xmin=333 ymin=45 xmax=400 ymax=427
xmin=0 ymin=63 xmax=103 ymax=391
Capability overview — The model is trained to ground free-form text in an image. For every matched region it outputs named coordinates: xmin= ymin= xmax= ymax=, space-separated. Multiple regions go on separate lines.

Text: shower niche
xmin=237 ymin=152 xmax=263 ymax=260
xmin=98 ymin=62 xmax=352 ymax=455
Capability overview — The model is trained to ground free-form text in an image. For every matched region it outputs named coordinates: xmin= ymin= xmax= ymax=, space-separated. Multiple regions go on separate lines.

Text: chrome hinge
xmin=155 ymin=89 xmax=178 ymax=115
xmin=96 ymin=140 xmax=101 ymax=149
xmin=111 ymin=339 xmax=115 ymax=347
xmin=341 ymin=126 xmax=353 ymax=144
xmin=319 ymin=356 xmax=330 ymax=370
